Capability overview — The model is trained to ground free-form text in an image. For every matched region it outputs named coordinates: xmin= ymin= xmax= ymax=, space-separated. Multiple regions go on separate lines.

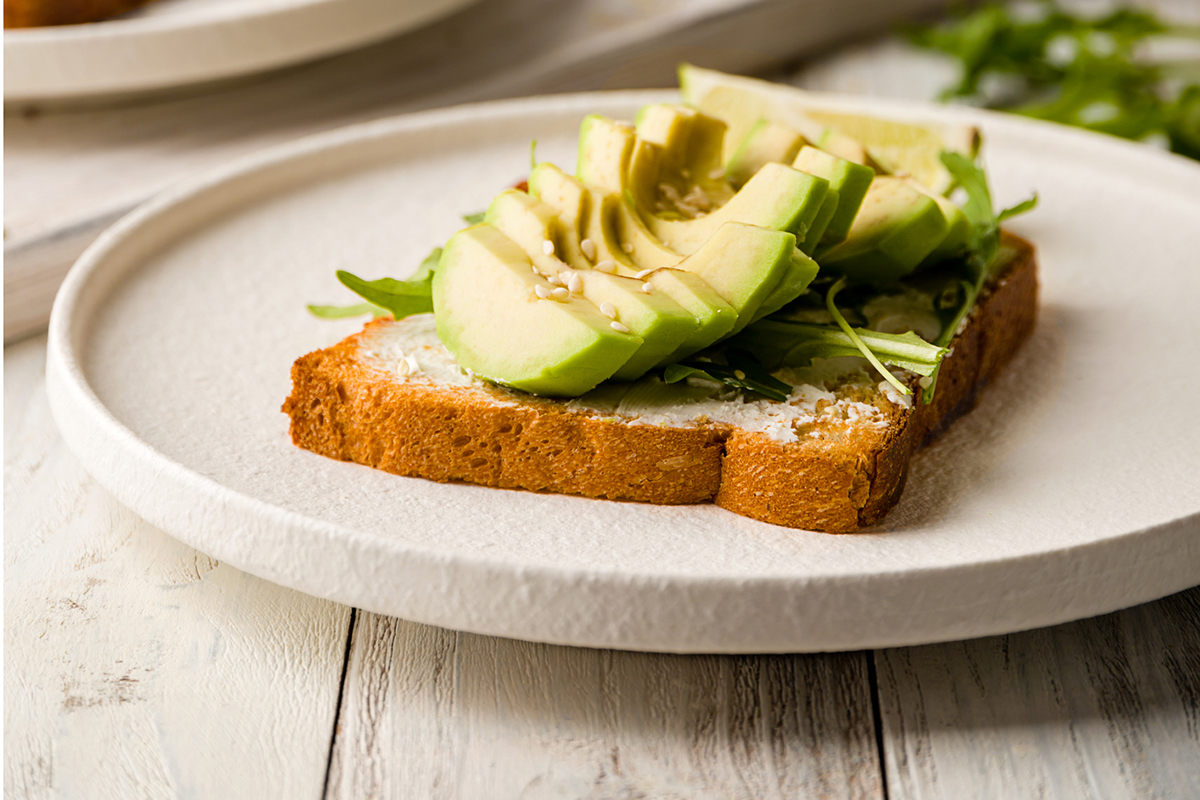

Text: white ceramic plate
xmin=46 ymin=91 xmax=1200 ymax=653
xmin=4 ymin=0 xmax=474 ymax=102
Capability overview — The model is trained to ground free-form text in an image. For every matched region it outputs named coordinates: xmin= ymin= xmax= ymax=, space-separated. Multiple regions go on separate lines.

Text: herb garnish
xmin=308 ymin=247 xmax=441 ymax=321
xmin=936 ymin=152 xmax=1037 ymax=346
xmin=910 ymin=1 xmax=1200 ymax=159
xmin=462 ymin=212 xmax=486 ymax=225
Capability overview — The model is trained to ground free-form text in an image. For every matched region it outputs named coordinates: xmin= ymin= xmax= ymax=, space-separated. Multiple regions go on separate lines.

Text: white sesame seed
xmin=404 ymin=355 xmax=420 ymax=375
xmin=595 ymin=260 xmax=616 ymax=273
xmin=568 ymin=273 xmax=583 ymax=293
xmin=622 ymin=243 xmax=634 ymax=254
xmin=918 ymin=376 xmax=933 ymax=388
xmin=534 ymin=285 xmax=551 ymax=299
xmin=580 ymin=238 xmax=596 ymax=260
xmin=709 ymin=168 xmax=725 ymax=180
xmin=542 ymin=239 xmax=555 ymax=255
xmin=397 ymin=359 xmax=411 ymax=376
xmin=551 ymin=287 xmax=570 ymax=300
xmin=641 ymin=282 xmax=654 ymax=293
xmin=680 ymin=168 xmax=691 ymax=179
xmin=547 ymin=274 xmax=562 ymax=286
xmin=734 ymin=370 xmax=746 ymax=380
xmin=600 ymin=302 xmax=617 ymax=319
xmin=610 ymin=321 xmax=631 ymax=333
xmin=532 ymin=265 xmax=540 ymax=274
xmin=634 ymin=269 xmax=654 ymax=280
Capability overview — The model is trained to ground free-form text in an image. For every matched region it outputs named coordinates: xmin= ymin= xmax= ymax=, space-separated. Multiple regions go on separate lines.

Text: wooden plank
xmin=876 ymin=586 xmax=1200 ymax=799
xmin=326 ymin=612 xmax=883 ymax=799
xmin=3 ymin=336 xmax=354 ymax=799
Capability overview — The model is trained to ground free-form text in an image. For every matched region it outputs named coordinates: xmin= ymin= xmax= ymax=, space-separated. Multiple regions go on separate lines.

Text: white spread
xmin=354 ymin=315 xmax=900 ymax=444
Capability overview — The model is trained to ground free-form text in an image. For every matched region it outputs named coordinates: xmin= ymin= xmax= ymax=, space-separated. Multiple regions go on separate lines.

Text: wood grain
xmin=4 ymin=335 xmax=355 ymax=799
xmin=325 ymin=612 xmax=883 ymax=799
xmin=876 ymin=588 xmax=1200 ymax=799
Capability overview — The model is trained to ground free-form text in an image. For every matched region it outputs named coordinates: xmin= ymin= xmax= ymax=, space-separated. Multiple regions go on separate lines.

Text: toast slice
xmin=283 ymin=233 xmax=1037 ymax=532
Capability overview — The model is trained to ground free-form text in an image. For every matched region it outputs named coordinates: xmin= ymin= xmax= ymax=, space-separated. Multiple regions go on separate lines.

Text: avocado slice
xmin=634 ymin=104 xmax=730 ymax=202
xmin=667 ymin=221 xmax=797 ymax=332
xmin=630 ymin=155 xmax=829 ymax=255
xmin=816 ymin=176 xmax=950 ymax=284
xmin=527 ymin=163 xmax=590 ymax=267
xmin=791 ymin=146 xmax=875 ymax=247
xmin=903 ymin=177 xmax=972 ymax=267
xmin=726 ymin=119 xmax=807 ymax=188
xmin=571 ymin=269 xmax=698 ymax=381
xmin=644 ymin=268 xmax=738 ymax=362
xmin=485 ymin=188 xmax=571 ymax=274
xmin=750 ymin=248 xmax=821 ymax=322
xmin=577 ymin=114 xmax=635 ymax=194
xmin=433 ymin=225 xmax=641 ymax=396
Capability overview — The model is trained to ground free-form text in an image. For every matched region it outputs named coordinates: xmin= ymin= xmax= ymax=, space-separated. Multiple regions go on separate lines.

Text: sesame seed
xmin=534 ymin=285 xmax=551 ymax=299
xmin=551 ymin=287 xmax=569 ymax=300
xmin=641 ymin=282 xmax=654 ymax=293
xmin=580 ymin=238 xmax=596 ymax=260
xmin=610 ymin=321 xmax=631 ymax=333
xmin=634 ymin=269 xmax=653 ymax=280
xmin=734 ymin=370 xmax=746 ymax=380
xmin=680 ymin=168 xmax=691 ymax=179
xmin=404 ymin=355 xmax=420 ymax=375
xmin=532 ymin=265 xmax=540 ymax=274
xmin=542 ymin=239 xmax=555 ymax=256
xmin=622 ymin=243 xmax=634 ymax=254
xmin=547 ymin=274 xmax=562 ymax=286
xmin=709 ymin=168 xmax=725 ymax=180
xmin=568 ymin=273 xmax=583 ymax=293
xmin=919 ymin=376 xmax=933 ymax=388
xmin=600 ymin=302 xmax=617 ymax=319
xmin=595 ymin=260 xmax=616 ymax=273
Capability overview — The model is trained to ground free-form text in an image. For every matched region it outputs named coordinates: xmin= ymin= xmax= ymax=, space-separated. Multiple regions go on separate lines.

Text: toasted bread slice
xmin=283 ymin=233 xmax=1037 ymax=532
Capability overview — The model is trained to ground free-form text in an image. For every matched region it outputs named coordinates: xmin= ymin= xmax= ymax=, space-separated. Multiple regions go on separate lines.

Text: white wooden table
xmin=6 ymin=3 xmax=1199 ymax=795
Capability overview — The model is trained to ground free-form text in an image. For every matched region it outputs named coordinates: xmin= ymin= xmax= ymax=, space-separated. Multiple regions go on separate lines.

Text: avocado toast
xmin=284 ymin=67 xmax=1039 ymax=533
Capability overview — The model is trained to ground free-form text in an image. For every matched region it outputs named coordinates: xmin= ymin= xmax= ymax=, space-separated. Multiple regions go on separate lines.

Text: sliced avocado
xmin=726 ymin=119 xmax=807 ymax=188
xmin=433 ymin=225 xmax=641 ymax=396
xmin=527 ymin=163 xmax=590 ymax=267
xmin=799 ymin=188 xmax=839 ymax=256
xmin=635 ymin=103 xmax=729 ymax=195
xmin=668 ymin=221 xmax=797 ymax=332
xmin=791 ymin=146 xmax=875 ymax=246
xmin=816 ymin=176 xmax=950 ymax=284
xmin=576 ymin=114 xmax=635 ymax=194
xmin=572 ymin=269 xmax=698 ymax=381
xmin=904 ymin=178 xmax=972 ymax=267
xmin=645 ymin=267 xmax=738 ymax=362
xmin=610 ymin=198 xmax=684 ymax=270
xmin=630 ymin=158 xmax=829 ymax=255
xmin=750 ymin=248 xmax=821 ymax=322
xmin=484 ymin=188 xmax=569 ymax=274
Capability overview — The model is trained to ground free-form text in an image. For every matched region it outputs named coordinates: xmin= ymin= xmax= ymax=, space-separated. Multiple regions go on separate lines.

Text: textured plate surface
xmin=4 ymin=0 xmax=474 ymax=101
xmin=46 ymin=91 xmax=1200 ymax=653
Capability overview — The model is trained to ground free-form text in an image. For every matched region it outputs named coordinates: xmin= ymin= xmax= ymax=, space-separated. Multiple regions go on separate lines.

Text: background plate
xmin=4 ymin=0 xmax=475 ymax=102
xmin=46 ymin=90 xmax=1200 ymax=653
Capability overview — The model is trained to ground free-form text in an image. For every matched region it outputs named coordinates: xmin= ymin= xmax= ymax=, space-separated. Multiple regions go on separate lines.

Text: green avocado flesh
xmin=751 ymin=248 xmax=821 ymax=323
xmin=644 ymin=268 xmax=738 ymax=361
xmin=433 ymin=225 xmax=641 ymax=396
xmin=817 ymin=177 xmax=950 ymax=284
xmin=726 ymin=119 xmax=807 ymax=188
xmin=791 ymin=146 xmax=876 ymax=247
xmin=527 ymin=163 xmax=589 ymax=265
xmin=631 ymin=156 xmax=829 ymax=255
xmin=485 ymin=188 xmax=568 ymax=273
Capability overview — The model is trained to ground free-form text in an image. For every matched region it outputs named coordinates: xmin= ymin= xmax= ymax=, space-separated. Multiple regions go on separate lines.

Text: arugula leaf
xmin=462 ymin=212 xmax=485 ymax=225
xmin=307 ymin=302 xmax=388 ymax=319
xmin=734 ymin=316 xmax=949 ymax=403
xmin=909 ymin=1 xmax=1200 ymax=160
xmin=530 ymin=139 xmax=539 ymax=170
xmin=936 ymin=153 xmax=1037 ymax=347
xmin=663 ymin=361 xmax=791 ymax=402
xmin=323 ymin=247 xmax=442 ymax=322
xmin=824 ymin=277 xmax=913 ymax=397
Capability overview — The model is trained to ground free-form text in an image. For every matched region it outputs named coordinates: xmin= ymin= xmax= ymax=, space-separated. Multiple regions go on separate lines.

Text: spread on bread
xmin=284 ymin=66 xmax=1039 ymax=532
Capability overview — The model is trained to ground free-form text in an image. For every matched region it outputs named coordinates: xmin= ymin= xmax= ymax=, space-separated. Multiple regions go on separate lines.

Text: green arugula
xmin=936 ymin=152 xmax=1037 ymax=347
xmin=462 ymin=212 xmax=485 ymax=225
xmin=909 ymin=1 xmax=1200 ymax=159
xmin=308 ymin=247 xmax=441 ymax=321
xmin=663 ymin=360 xmax=792 ymax=402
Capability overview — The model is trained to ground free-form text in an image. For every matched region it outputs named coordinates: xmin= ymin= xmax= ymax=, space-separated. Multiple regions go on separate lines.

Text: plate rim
xmin=45 ymin=89 xmax=1200 ymax=652
xmin=3 ymin=0 xmax=476 ymax=101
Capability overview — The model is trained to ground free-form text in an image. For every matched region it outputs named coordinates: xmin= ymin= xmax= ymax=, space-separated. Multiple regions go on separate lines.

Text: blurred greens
xmin=909 ymin=1 xmax=1200 ymax=159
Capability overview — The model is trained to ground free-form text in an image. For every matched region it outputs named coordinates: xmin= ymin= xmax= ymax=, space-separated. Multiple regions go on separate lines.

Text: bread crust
xmin=284 ymin=233 xmax=1037 ymax=532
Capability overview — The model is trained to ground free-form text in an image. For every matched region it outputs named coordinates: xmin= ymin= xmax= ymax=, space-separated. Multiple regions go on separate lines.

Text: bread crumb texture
xmin=283 ymin=234 xmax=1037 ymax=532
